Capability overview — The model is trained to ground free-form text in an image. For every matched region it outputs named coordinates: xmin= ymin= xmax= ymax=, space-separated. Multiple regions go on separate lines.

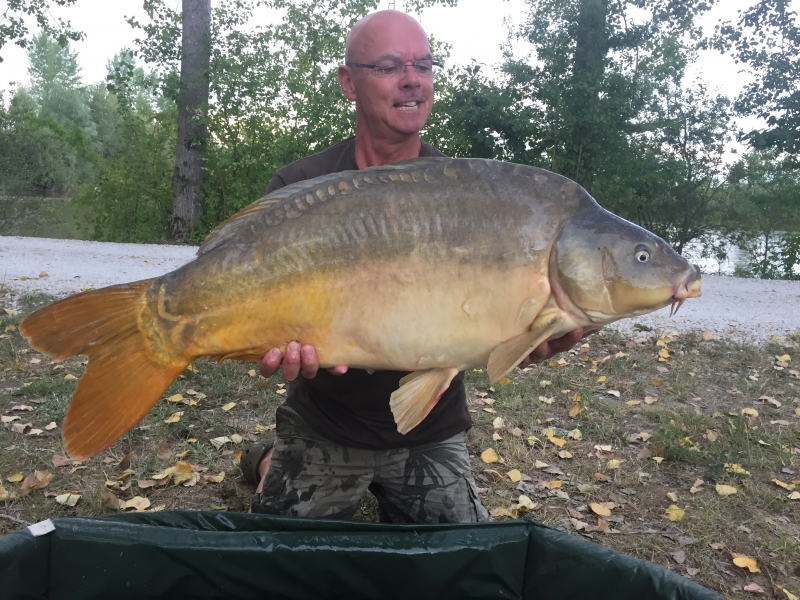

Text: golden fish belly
xmin=149 ymin=251 xmax=552 ymax=372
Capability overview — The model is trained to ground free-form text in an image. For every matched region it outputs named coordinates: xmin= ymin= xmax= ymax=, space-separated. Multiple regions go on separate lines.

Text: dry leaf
xmin=507 ymin=469 xmax=522 ymax=483
xmin=666 ymin=492 xmax=679 ymax=502
xmin=741 ymin=407 xmax=759 ymax=417
xmin=492 ymin=432 xmax=502 ymax=441
xmin=652 ymin=456 xmax=665 ymax=464
xmin=44 ymin=421 xmax=57 ymax=430
xmin=702 ymin=331 xmax=713 ymax=341
xmin=567 ymin=428 xmax=582 ymax=440
xmin=137 ymin=480 xmax=155 ymax=489
xmin=480 ymin=448 xmax=499 ymax=464
xmin=210 ymin=436 xmax=232 ymax=450
xmin=663 ymin=505 xmax=685 ymax=521
xmin=510 ymin=427 xmax=523 ymax=437
xmin=499 ymin=377 xmax=513 ymax=386
xmin=7 ymin=472 xmax=23 ymax=483
xmin=221 ymin=402 xmax=236 ymax=412
xmin=164 ymin=411 xmax=183 ymax=424
xmin=100 ymin=488 xmax=122 ymax=510
xmin=772 ymin=478 xmax=796 ymax=491
xmin=543 ymin=480 xmax=562 ymax=490
xmin=558 ymin=450 xmax=573 ymax=459
xmin=644 ymin=395 xmax=658 ymax=404
xmin=704 ymin=430 xmax=718 ymax=442
xmin=51 ymin=454 xmax=71 ymax=468
xmin=21 ymin=470 xmax=53 ymax=495
xmin=716 ymin=484 xmax=737 ymax=497
xmin=626 ymin=400 xmax=641 ymax=406
xmin=167 ymin=394 xmax=183 ymax=403
xmin=157 ymin=442 xmax=171 ymax=460
xmin=55 ymin=493 xmax=81 ymax=507
xmin=123 ymin=496 xmax=151 ymax=511
xmin=606 ymin=459 xmax=621 ymax=470
xmin=743 ymin=583 xmax=766 ymax=595
xmin=593 ymin=472 xmax=609 ymax=482
xmin=569 ymin=404 xmax=582 ymax=417
xmin=606 ymin=390 xmax=620 ymax=398
xmin=651 ymin=378 xmax=663 ymax=387
xmin=596 ymin=376 xmax=607 ymax=383
xmin=757 ymin=395 xmax=781 ymax=408
xmin=789 ymin=491 xmax=800 ymax=500
xmin=589 ymin=502 xmax=611 ymax=517
xmin=725 ymin=463 xmax=750 ymax=476
xmin=247 ymin=369 xmax=257 ymax=377
xmin=64 ymin=374 xmax=77 ymax=381
xmin=548 ymin=436 xmax=567 ymax=448
xmin=203 ymin=472 xmax=225 ymax=484
xmin=776 ymin=585 xmax=799 ymax=600
xmin=534 ymin=460 xmax=549 ymax=469
xmin=492 ymin=417 xmax=504 ymax=429
xmin=731 ymin=553 xmax=759 ymax=573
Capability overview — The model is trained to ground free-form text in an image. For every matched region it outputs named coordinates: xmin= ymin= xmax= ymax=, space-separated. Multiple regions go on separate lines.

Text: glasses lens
xmin=370 ymin=59 xmax=442 ymax=78
xmin=373 ymin=61 xmax=402 ymax=77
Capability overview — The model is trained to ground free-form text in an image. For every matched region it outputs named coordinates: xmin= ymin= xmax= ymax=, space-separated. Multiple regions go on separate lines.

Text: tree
xmin=171 ymin=0 xmax=211 ymax=241
xmin=720 ymin=0 xmax=800 ymax=156
xmin=0 ymin=0 xmax=83 ymax=61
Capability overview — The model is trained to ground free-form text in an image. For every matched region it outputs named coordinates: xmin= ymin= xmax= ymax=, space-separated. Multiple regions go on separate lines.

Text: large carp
xmin=21 ymin=158 xmax=700 ymax=459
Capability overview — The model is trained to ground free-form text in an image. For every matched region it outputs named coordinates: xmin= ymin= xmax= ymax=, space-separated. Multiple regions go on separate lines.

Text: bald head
xmin=345 ymin=10 xmax=430 ymax=63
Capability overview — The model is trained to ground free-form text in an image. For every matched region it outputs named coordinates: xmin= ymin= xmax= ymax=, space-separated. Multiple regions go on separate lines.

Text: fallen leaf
xmin=590 ymin=502 xmax=611 ymax=517
xmin=21 ymin=470 xmax=53 ymax=495
xmin=210 ymin=436 xmax=232 ymax=450
xmin=651 ymin=378 xmax=663 ymax=387
xmin=123 ymin=496 xmax=151 ymax=511
xmin=480 ymin=448 xmax=499 ymax=463
xmin=666 ymin=492 xmax=679 ymax=502
xmin=702 ymin=331 xmax=713 ymax=341
xmin=704 ymin=430 xmax=718 ymax=442
xmin=777 ymin=354 xmax=791 ymax=362
xmin=776 ymin=585 xmax=799 ymax=600
xmin=644 ymin=395 xmax=658 ymax=404
xmin=247 ymin=369 xmax=257 ymax=377
xmin=731 ymin=553 xmax=759 ymax=573
xmin=593 ymin=472 xmax=608 ymax=482
xmin=157 ymin=442 xmax=171 ymax=460
xmin=0 ymin=415 xmax=20 ymax=423
xmin=538 ymin=395 xmax=554 ymax=404
xmin=663 ymin=505 xmax=685 ymax=521
xmin=527 ymin=436 xmax=541 ymax=447
xmin=100 ymin=487 xmax=122 ymax=510
xmin=7 ymin=473 xmax=23 ymax=483
xmin=789 ymin=491 xmax=800 ymax=500
xmin=652 ymin=456 xmax=665 ymax=464
xmin=548 ymin=436 xmax=567 ymax=448
xmin=63 ymin=374 xmax=77 ymax=381
xmin=492 ymin=417 xmax=504 ymax=429
xmin=558 ymin=450 xmax=573 ymax=459
xmin=507 ymin=469 xmax=521 ymax=483
xmin=606 ymin=390 xmax=621 ymax=398
xmin=164 ymin=411 xmax=183 ymax=424
xmin=686 ymin=567 xmax=700 ymax=577
xmin=716 ymin=484 xmax=737 ymax=497
xmin=772 ymin=478 xmax=796 ymax=491
xmin=492 ymin=432 xmax=502 ymax=441
xmin=172 ymin=461 xmax=194 ymax=485
xmin=671 ymin=550 xmax=686 ymax=564
xmin=203 ymin=472 xmax=225 ymax=484
xmin=567 ymin=428 xmax=582 ymax=440
xmin=534 ymin=460 xmax=549 ymax=469
xmin=482 ymin=407 xmax=496 ymax=414
xmin=167 ymin=394 xmax=183 ymax=403
xmin=510 ymin=427 xmax=523 ymax=437
xmin=221 ymin=402 xmax=236 ymax=412
xmin=741 ymin=407 xmax=759 ymax=417
xmin=44 ymin=421 xmax=57 ymax=430
xmin=606 ymin=459 xmax=621 ymax=470
xmin=55 ymin=493 xmax=81 ymax=507
xmin=138 ymin=480 xmax=155 ymax=489
xmin=543 ymin=480 xmax=562 ymax=490
xmin=569 ymin=404 xmax=582 ymax=417
xmin=499 ymin=377 xmax=513 ymax=386
xmin=743 ymin=583 xmax=766 ymax=595
xmin=596 ymin=376 xmax=607 ymax=383
xmin=757 ymin=395 xmax=781 ymax=408
xmin=725 ymin=463 xmax=750 ymax=476
xmin=626 ymin=400 xmax=642 ymax=406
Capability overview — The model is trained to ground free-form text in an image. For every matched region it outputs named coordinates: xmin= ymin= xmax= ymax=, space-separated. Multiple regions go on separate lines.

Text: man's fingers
xmin=281 ymin=341 xmax=302 ymax=381
xmin=300 ymin=344 xmax=320 ymax=379
xmin=327 ymin=365 xmax=349 ymax=376
xmin=258 ymin=348 xmax=283 ymax=378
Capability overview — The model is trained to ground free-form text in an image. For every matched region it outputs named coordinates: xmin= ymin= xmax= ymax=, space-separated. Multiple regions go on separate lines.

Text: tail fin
xmin=19 ymin=280 xmax=188 ymax=459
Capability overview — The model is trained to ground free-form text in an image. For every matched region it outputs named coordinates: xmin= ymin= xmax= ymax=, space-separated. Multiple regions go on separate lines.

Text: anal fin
xmin=390 ymin=368 xmax=459 ymax=435
xmin=487 ymin=314 xmax=565 ymax=383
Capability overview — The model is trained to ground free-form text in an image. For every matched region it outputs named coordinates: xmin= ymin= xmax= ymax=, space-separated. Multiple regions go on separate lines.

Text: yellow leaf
xmin=626 ymin=400 xmax=641 ymax=406
xmin=795 ymin=407 xmax=800 ymax=416
xmin=545 ymin=480 xmax=562 ymax=489
xmin=704 ymin=430 xmax=718 ymax=441
xmin=663 ymin=505 xmax=685 ymax=521
xmin=247 ymin=369 xmax=257 ymax=377
xmin=776 ymin=585 xmax=799 ymax=600
xmin=731 ymin=553 xmax=759 ymax=573
xmin=666 ymin=492 xmax=678 ymax=502
xmin=173 ymin=461 xmax=194 ymax=485
xmin=567 ymin=428 xmax=582 ymax=440
xmin=507 ymin=469 xmax=521 ymax=483
xmin=596 ymin=376 xmax=607 ymax=383
xmin=639 ymin=432 xmax=652 ymax=442
xmin=499 ymin=377 xmax=512 ymax=386
xmin=0 ymin=485 xmax=9 ymax=501
xmin=480 ymin=448 xmax=499 ymax=464
xmin=569 ymin=404 xmax=582 ymax=417
xmin=221 ymin=402 xmax=236 ymax=412
xmin=164 ymin=411 xmax=183 ymax=424
xmin=167 ymin=394 xmax=183 ymax=403
xmin=533 ymin=460 xmax=549 ymax=469
xmin=7 ymin=473 xmax=23 ymax=483
xmin=203 ymin=472 xmax=226 ymax=484
xmin=651 ymin=378 xmax=663 ymax=387
xmin=606 ymin=390 xmax=620 ymax=398
xmin=527 ymin=436 xmax=540 ymax=447
xmin=590 ymin=502 xmax=611 ymax=517
xmin=45 ymin=421 xmax=57 ymax=430
xmin=492 ymin=417 xmax=504 ymax=429
xmin=210 ymin=436 xmax=232 ymax=450
xmin=492 ymin=432 xmax=502 ymax=441
xmin=64 ymin=374 xmax=77 ymax=381
xmin=123 ymin=496 xmax=151 ymax=511
xmin=702 ymin=331 xmax=713 ymax=341
xmin=644 ymin=395 xmax=658 ymax=404
xmin=606 ymin=459 xmax=621 ymax=470
xmin=724 ymin=463 xmax=750 ymax=476
xmin=539 ymin=380 xmax=552 ymax=388
xmin=777 ymin=354 xmax=791 ymax=362
xmin=741 ymin=408 xmax=758 ymax=417
xmin=715 ymin=484 xmax=737 ymax=497
xmin=788 ymin=491 xmax=800 ymax=500
xmin=658 ymin=349 xmax=670 ymax=359
xmin=55 ymin=493 xmax=81 ymax=507
xmin=558 ymin=450 xmax=573 ymax=459
xmin=548 ymin=436 xmax=566 ymax=448
xmin=541 ymin=427 xmax=555 ymax=437
xmin=772 ymin=478 xmax=796 ymax=491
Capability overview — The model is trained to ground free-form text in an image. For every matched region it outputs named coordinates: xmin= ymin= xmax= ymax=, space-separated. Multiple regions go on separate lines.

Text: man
xmin=244 ymin=10 xmax=591 ymax=523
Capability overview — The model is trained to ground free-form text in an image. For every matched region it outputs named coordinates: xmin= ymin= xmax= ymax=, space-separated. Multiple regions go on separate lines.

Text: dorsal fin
xmin=196 ymin=159 xmax=453 ymax=256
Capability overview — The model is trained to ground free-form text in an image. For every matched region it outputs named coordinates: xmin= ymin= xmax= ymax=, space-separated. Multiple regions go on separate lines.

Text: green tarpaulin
xmin=0 ymin=511 xmax=721 ymax=599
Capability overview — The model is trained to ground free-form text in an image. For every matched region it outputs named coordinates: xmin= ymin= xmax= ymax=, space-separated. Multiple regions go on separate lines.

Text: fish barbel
xmin=20 ymin=158 xmax=701 ymax=459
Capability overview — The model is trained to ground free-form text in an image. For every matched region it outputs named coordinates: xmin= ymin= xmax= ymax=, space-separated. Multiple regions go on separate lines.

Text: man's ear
xmin=338 ymin=65 xmax=357 ymax=102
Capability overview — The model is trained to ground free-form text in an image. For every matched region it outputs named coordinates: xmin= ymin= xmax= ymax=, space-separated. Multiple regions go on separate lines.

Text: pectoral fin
xmin=390 ymin=368 xmax=460 ymax=434
xmin=487 ymin=314 xmax=565 ymax=383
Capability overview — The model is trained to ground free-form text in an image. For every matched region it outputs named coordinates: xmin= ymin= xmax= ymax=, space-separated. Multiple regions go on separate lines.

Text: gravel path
xmin=2 ymin=236 xmax=799 ymax=342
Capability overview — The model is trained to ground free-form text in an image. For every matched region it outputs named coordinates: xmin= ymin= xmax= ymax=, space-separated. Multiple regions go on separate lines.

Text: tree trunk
xmin=172 ymin=0 xmax=211 ymax=241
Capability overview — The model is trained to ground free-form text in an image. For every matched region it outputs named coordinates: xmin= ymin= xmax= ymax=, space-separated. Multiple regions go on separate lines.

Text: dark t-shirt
xmin=265 ymin=136 xmax=472 ymax=449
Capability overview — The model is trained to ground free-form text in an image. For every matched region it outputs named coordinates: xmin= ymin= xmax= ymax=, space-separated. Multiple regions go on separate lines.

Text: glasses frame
xmin=346 ymin=59 xmax=444 ymax=78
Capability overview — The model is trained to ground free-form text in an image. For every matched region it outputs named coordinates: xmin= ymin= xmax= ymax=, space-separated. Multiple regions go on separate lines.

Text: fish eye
xmin=635 ymin=245 xmax=650 ymax=263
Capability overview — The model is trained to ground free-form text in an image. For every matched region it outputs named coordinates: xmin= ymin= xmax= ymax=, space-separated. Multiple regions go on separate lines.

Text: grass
xmin=1 ymin=289 xmax=799 ymax=599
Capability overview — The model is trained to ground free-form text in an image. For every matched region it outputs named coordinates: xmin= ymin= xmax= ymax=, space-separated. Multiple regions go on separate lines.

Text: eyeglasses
xmin=346 ymin=58 xmax=444 ymax=79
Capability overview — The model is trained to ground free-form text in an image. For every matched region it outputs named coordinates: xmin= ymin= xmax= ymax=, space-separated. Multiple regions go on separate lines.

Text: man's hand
xmin=258 ymin=341 xmax=348 ymax=381
xmin=519 ymin=327 xmax=601 ymax=367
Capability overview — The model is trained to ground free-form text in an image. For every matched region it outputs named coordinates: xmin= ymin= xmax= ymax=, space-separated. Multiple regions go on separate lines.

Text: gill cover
xmin=551 ymin=210 xmax=699 ymax=323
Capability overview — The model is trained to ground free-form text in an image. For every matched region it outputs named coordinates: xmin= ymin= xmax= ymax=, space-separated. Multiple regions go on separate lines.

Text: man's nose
xmin=399 ymin=64 xmax=422 ymax=86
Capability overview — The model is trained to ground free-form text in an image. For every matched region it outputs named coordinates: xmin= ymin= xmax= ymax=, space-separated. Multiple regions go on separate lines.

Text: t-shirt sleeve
xmin=265 ymin=172 xmax=288 ymax=195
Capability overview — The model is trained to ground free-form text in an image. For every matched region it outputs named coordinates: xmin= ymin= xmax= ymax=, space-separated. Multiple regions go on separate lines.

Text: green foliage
xmin=0 ymin=0 xmax=83 ymax=62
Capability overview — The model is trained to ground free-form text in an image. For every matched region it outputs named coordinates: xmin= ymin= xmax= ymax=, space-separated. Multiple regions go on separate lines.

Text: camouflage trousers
xmin=251 ymin=405 xmax=489 ymax=524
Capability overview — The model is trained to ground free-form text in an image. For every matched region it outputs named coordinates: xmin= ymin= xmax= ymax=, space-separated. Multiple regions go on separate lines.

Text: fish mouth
xmin=668 ymin=267 xmax=702 ymax=316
